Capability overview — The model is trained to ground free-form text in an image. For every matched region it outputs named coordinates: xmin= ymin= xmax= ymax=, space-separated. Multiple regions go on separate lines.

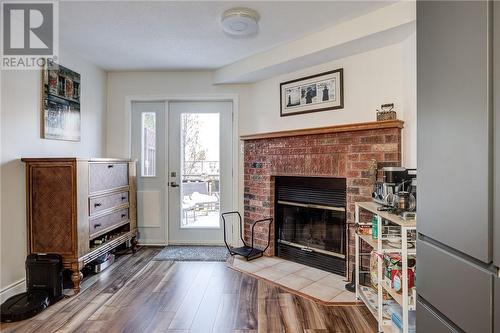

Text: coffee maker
xmin=372 ymin=167 xmax=417 ymax=216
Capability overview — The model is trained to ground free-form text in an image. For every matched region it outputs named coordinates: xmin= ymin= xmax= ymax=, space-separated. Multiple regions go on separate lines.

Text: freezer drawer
xmin=417 ymin=239 xmax=493 ymax=333
xmin=416 ymin=299 xmax=458 ymax=333
xmin=496 ymin=278 xmax=500 ymax=333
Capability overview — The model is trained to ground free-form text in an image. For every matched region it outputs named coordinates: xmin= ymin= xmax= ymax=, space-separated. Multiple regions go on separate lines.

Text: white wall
xmin=401 ymin=32 xmax=417 ymax=168
xmin=242 ymin=38 xmax=417 ymax=168
xmin=0 ymin=49 xmax=107 ymax=300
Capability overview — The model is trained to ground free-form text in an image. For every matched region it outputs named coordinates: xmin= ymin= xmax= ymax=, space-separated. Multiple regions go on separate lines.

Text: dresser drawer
xmin=89 ymin=191 xmax=129 ymax=215
xmin=89 ymin=208 xmax=129 ymax=238
xmin=89 ymin=163 xmax=128 ymax=194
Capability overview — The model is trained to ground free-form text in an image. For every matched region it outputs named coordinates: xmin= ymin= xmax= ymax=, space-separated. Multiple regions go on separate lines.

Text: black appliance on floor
xmin=0 ymin=254 xmax=63 ymax=322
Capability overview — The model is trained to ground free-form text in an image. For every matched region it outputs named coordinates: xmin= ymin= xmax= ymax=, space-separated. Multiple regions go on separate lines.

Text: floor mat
xmin=153 ymin=245 xmax=229 ymax=262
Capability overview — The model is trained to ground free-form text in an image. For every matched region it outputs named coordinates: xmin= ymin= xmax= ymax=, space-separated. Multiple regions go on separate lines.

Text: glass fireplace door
xmin=276 ymin=203 xmax=346 ymax=258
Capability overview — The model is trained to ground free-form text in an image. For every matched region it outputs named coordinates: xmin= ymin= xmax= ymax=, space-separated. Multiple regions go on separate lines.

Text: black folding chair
xmin=221 ymin=211 xmax=272 ymax=261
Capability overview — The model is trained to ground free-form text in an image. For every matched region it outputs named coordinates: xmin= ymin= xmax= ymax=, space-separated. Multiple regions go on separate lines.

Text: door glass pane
xmin=180 ymin=113 xmax=220 ymax=228
xmin=141 ymin=112 xmax=156 ymax=177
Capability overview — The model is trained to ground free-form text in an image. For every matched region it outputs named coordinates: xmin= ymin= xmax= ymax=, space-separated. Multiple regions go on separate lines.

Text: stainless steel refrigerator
xmin=417 ymin=1 xmax=499 ymax=332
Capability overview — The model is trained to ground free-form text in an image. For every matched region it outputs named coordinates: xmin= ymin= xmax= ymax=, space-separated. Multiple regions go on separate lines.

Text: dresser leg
xmin=71 ymin=269 xmax=83 ymax=293
xmin=131 ymin=237 xmax=138 ymax=254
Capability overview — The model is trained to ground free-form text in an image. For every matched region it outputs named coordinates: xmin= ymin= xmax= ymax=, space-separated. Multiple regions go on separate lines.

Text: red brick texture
xmin=243 ymin=127 xmax=402 ymax=277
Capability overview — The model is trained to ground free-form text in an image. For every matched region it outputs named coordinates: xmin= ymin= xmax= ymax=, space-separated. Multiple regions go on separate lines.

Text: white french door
xmin=167 ymin=101 xmax=233 ymax=245
xmin=131 ymin=101 xmax=167 ymax=245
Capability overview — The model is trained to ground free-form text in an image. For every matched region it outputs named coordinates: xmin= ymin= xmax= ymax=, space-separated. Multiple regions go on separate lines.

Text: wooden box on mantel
xmin=21 ymin=158 xmax=138 ymax=292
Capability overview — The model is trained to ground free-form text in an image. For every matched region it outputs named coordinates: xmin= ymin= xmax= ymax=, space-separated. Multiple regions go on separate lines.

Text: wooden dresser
xmin=21 ymin=158 xmax=138 ymax=292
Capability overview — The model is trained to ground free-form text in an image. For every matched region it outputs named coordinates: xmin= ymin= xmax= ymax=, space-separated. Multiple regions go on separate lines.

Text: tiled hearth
xmin=242 ymin=121 xmax=403 ymax=277
xmin=228 ymin=256 xmax=357 ymax=304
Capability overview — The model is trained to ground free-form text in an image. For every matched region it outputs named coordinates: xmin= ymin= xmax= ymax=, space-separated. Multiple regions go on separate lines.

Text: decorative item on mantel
xmin=376 ymin=103 xmax=397 ymax=121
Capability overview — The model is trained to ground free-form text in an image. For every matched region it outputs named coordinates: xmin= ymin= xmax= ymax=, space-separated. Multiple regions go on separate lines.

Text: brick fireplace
xmin=242 ymin=120 xmax=403 ymax=277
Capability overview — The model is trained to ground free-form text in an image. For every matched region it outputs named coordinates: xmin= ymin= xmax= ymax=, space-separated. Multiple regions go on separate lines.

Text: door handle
xmin=170 ymin=182 xmax=180 ymax=188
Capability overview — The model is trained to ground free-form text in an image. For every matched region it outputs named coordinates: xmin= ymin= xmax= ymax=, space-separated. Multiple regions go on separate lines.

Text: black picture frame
xmin=280 ymin=68 xmax=344 ymax=117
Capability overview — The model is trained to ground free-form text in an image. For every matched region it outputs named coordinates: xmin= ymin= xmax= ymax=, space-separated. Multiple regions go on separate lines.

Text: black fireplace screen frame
xmin=274 ymin=176 xmax=347 ymax=276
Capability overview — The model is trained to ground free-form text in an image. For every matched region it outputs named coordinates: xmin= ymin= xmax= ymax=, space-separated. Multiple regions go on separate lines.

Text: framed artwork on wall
xmin=41 ymin=60 xmax=81 ymax=141
xmin=280 ymin=68 xmax=344 ymax=117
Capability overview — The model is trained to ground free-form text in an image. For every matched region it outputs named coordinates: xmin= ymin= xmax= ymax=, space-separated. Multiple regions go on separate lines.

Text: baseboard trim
xmin=0 ymin=278 xmax=26 ymax=302
xmin=167 ymin=241 xmax=226 ymax=246
xmin=138 ymin=241 xmax=167 ymax=246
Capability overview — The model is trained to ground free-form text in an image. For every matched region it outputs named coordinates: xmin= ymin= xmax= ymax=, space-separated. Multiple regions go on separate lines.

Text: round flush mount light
xmin=221 ymin=7 xmax=260 ymax=37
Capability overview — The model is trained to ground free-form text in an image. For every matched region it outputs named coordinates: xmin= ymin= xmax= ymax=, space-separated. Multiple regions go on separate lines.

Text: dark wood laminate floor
xmin=0 ymin=248 xmax=377 ymax=333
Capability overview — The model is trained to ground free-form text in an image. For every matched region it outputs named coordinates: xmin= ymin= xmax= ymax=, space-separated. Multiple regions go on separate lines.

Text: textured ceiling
xmin=59 ymin=1 xmax=393 ymax=71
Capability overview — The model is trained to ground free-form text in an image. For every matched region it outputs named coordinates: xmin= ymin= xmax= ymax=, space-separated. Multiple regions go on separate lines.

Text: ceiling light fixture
xmin=221 ymin=7 xmax=260 ymax=37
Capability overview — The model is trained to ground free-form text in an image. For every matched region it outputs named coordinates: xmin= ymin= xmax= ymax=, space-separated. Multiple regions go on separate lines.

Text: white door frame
xmin=125 ymin=94 xmax=240 ymax=246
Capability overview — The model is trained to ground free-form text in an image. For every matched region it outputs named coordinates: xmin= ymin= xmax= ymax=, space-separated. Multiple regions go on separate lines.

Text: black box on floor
xmin=26 ymin=254 xmax=63 ymax=302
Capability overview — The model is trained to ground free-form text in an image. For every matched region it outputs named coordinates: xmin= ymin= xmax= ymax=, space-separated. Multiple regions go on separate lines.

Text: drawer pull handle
xmin=121 ymin=214 xmax=127 ymax=218
xmin=121 ymin=196 xmax=127 ymax=200
xmin=94 ymin=203 xmax=102 ymax=207
xmin=108 ymin=165 xmax=114 ymax=168
xmin=94 ymin=223 xmax=102 ymax=228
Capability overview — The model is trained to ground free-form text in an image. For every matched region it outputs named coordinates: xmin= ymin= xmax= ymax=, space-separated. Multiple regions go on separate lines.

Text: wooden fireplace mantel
xmin=239 ymin=119 xmax=404 ymax=141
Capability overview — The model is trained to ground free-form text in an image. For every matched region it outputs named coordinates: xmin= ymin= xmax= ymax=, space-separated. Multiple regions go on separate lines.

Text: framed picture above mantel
xmin=41 ymin=61 xmax=81 ymax=141
xmin=280 ymin=68 xmax=344 ymax=117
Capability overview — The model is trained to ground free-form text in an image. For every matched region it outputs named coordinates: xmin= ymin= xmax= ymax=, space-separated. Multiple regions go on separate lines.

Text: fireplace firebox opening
xmin=274 ymin=176 xmax=347 ymax=276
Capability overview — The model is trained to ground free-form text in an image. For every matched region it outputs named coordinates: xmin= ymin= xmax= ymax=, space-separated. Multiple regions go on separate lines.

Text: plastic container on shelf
xmin=371 ymin=215 xmax=378 ymax=239
xmin=388 ymin=305 xmax=416 ymax=333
